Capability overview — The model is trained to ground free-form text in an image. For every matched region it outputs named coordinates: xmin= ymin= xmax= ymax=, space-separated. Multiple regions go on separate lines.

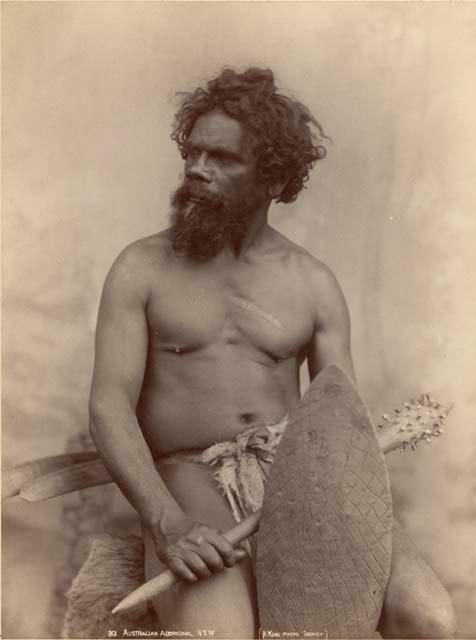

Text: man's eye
xmin=214 ymin=155 xmax=233 ymax=164
xmin=183 ymin=148 xmax=199 ymax=160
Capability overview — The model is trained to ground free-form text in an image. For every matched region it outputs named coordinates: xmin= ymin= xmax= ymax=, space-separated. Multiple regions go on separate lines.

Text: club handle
xmin=158 ymin=511 xmax=261 ymax=591
xmin=111 ymin=509 xmax=261 ymax=614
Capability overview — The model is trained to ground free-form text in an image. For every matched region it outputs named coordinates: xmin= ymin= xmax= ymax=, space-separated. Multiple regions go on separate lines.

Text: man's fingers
xmin=166 ymin=556 xmax=198 ymax=583
xmin=234 ymin=547 xmax=247 ymax=560
xmin=189 ymin=541 xmax=225 ymax=573
xmin=204 ymin=529 xmax=241 ymax=567
xmin=160 ymin=524 xmax=249 ymax=582
xmin=184 ymin=551 xmax=213 ymax=579
xmin=167 ymin=551 xmax=212 ymax=581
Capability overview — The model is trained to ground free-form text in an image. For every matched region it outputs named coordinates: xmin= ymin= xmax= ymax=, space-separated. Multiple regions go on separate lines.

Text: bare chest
xmin=147 ymin=266 xmax=314 ymax=360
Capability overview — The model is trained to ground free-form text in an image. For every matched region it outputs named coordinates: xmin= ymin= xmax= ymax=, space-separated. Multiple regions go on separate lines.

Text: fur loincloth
xmin=62 ymin=419 xmax=288 ymax=638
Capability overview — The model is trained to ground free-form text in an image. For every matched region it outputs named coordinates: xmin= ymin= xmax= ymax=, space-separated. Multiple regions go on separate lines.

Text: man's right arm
xmin=89 ymin=245 xmax=244 ymax=581
xmin=89 ymin=245 xmax=180 ymax=528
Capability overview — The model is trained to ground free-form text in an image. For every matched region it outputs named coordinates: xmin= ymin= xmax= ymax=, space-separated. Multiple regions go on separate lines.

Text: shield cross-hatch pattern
xmin=256 ymin=365 xmax=393 ymax=639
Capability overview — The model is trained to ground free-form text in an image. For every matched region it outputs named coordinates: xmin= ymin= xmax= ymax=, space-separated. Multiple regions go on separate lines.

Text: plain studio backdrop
xmin=2 ymin=2 xmax=475 ymax=638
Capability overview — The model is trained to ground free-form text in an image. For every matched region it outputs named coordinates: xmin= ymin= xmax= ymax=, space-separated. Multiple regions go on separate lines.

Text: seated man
xmin=89 ymin=67 xmax=455 ymax=639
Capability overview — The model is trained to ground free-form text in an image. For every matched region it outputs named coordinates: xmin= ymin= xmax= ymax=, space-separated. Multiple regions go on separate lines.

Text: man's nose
xmin=186 ymin=152 xmax=212 ymax=182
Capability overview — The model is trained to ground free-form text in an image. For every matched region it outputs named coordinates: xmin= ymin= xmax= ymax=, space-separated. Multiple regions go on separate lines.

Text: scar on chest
xmin=230 ymin=295 xmax=284 ymax=330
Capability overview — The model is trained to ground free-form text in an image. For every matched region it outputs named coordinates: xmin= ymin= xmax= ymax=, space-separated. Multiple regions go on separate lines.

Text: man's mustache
xmin=173 ymin=181 xmax=224 ymax=208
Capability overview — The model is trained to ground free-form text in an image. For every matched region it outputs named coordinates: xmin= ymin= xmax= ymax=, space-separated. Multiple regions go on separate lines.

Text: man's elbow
xmin=88 ymin=400 xmax=118 ymax=454
xmin=88 ymin=401 xmax=103 ymax=444
xmin=88 ymin=394 xmax=115 ymax=437
xmin=88 ymin=392 xmax=136 ymax=437
xmin=89 ymin=392 xmax=102 ymax=422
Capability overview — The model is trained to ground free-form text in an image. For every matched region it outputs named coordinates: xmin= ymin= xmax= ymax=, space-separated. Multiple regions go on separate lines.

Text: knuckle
xmin=215 ymin=533 xmax=231 ymax=549
xmin=222 ymin=541 xmax=234 ymax=555
xmin=165 ymin=545 xmax=183 ymax=560
xmin=168 ymin=557 xmax=182 ymax=570
xmin=222 ymin=545 xmax=235 ymax=558
xmin=222 ymin=553 xmax=236 ymax=567
xmin=210 ymin=559 xmax=225 ymax=572
xmin=166 ymin=552 xmax=184 ymax=568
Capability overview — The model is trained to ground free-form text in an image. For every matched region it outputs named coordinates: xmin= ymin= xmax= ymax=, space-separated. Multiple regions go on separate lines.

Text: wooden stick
xmin=111 ymin=510 xmax=262 ymax=615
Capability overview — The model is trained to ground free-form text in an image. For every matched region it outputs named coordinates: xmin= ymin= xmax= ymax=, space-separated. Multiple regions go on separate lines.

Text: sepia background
xmin=2 ymin=2 xmax=475 ymax=637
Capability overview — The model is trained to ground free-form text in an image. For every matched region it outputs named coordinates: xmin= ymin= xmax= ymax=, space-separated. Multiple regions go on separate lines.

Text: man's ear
xmin=267 ymin=173 xmax=289 ymax=199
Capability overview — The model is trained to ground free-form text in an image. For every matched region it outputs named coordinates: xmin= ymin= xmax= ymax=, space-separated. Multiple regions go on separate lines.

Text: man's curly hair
xmin=171 ymin=68 xmax=327 ymax=204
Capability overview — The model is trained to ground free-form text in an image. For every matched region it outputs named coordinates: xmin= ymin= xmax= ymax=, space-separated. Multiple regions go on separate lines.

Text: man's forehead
xmin=188 ymin=109 xmax=254 ymax=155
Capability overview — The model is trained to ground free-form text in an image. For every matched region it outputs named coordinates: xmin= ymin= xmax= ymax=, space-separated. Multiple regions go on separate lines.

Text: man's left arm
xmin=305 ymin=262 xmax=356 ymax=384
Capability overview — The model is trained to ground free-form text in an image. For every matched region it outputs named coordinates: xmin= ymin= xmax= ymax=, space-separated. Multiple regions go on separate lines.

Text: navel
xmin=161 ymin=343 xmax=187 ymax=355
xmin=239 ymin=412 xmax=257 ymax=424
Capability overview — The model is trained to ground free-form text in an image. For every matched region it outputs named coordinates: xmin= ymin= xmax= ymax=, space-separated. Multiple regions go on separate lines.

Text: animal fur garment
xmin=63 ymin=534 xmax=156 ymax=638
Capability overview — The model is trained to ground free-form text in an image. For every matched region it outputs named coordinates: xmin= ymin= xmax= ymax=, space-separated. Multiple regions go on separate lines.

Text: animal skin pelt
xmin=62 ymin=534 xmax=156 ymax=638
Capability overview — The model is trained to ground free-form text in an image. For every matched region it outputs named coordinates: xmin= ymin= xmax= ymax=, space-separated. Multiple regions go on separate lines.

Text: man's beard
xmin=169 ymin=181 xmax=258 ymax=261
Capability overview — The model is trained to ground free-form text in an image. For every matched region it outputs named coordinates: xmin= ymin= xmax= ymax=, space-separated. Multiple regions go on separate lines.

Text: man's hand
xmin=151 ymin=516 xmax=248 ymax=582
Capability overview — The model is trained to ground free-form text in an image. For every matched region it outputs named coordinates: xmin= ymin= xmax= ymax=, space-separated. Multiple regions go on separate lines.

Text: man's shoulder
xmin=111 ymin=231 xmax=174 ymax=272
xmin=268 ymin=227 xmax=337 ymax=287
xmin=104 ymin=231 xmax=174 ymax=293
xmin=270 ymin=231 xmax=349 ymax=327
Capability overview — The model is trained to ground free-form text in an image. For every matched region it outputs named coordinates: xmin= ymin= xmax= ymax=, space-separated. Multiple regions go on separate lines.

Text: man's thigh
xmin=143 ymin=461 xmax=258 ymax=639
xmin=144 ymin=530 xmax=257 ymax=639
xmin=379 ymin=521 xmax=455 ymax=638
